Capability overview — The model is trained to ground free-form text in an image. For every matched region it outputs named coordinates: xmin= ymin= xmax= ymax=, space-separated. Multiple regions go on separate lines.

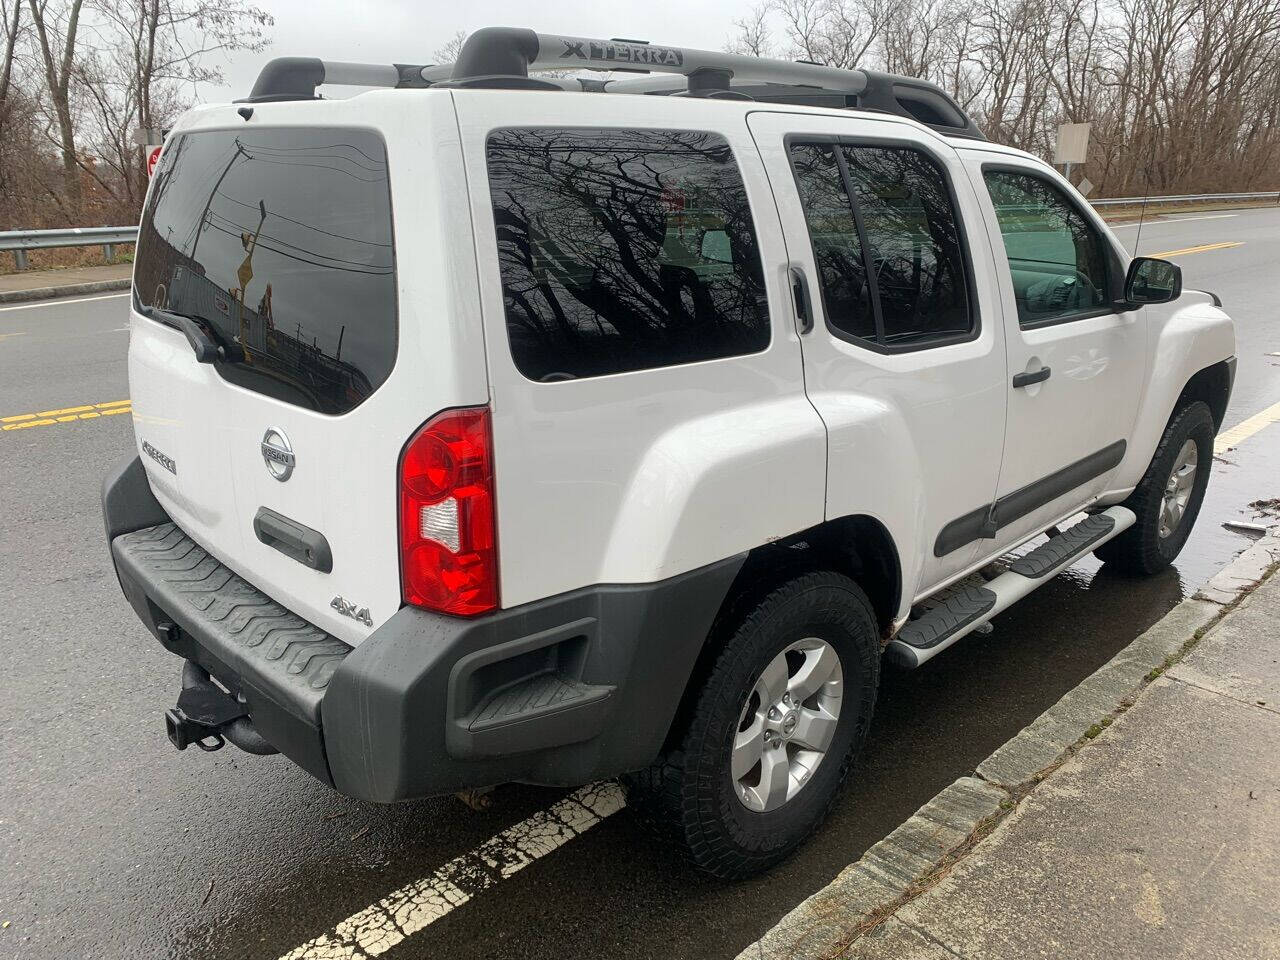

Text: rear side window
xmin=486 ymin=128 xmax=770 ymax=382
xmin=788 ymin=142 xmax=973 ymax=349
xmin=134 ymin=128 xmax=395 ymax=415
xmin=982 ymin=169 xmax=1110 ymax=326
xmin=788 ymin=144 xmax=876 ymax=341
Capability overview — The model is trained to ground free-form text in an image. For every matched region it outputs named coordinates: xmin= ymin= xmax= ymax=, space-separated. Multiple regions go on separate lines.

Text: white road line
xmin=280 ymin=781 xmax=626 ymax=960
xmin=1108 ymin=214 xmax=1239 ymax=228
xmin=1156 ymin=214 xmax=1239 ymax=223
xmin=0 ymin=292 xmax=129 ymax=312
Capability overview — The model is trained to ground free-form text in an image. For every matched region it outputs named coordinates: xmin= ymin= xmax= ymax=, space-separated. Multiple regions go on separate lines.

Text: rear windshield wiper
xmin=140 ymin=305 xmax=244 ymax=364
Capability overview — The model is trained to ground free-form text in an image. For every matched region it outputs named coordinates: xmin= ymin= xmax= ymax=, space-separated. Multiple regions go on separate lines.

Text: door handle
xmin=1012 ymin=366 xmax=1051 ymax=388
xmin=790 ymin=266 xmax=814 ymax=334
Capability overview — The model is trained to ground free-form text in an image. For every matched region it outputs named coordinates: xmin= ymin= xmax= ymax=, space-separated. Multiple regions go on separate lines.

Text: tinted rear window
xmin=486 ymin=128 xmax=770 ymax=382
xmin=134 ymin=127 xmax=396 ymax=415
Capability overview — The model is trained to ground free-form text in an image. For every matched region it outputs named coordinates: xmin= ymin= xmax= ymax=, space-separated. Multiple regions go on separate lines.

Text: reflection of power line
xmin=205 ymin=211 xmax=392 ymax=268
xmin=213 ymin=190 xmax=391 ymax=247
xmin=202 ymin=221 xmax=393 ymax=275
xmin=189 ymin=141 xmax=248 ymax=261
xmin=239 ymin=140 xmax=384 ymax=168
xmin=240 ymin=150 xmax=386 ymax=183
xmin=240 ymin=149 xmax=385 ymax=175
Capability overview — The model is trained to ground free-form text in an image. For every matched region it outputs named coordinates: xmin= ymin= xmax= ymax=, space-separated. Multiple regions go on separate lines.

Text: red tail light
xmin=399 ymin=407 xmax=497 ymax=616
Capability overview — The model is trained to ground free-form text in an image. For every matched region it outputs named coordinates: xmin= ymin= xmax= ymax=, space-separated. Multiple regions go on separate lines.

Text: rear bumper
xmin=104 ymin=456 xmax=743 ymax=802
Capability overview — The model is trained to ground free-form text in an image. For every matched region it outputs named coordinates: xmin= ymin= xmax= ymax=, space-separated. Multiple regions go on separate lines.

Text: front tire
xmin=626 ymin=571 xmax=880 ymax=879
xmin=1094 ymin=401 xmax=1214 ymax=575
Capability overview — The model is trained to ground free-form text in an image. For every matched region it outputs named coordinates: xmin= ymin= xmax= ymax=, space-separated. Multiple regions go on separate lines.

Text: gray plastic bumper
xmin=104 ymin=456 xmax=744 ymax=802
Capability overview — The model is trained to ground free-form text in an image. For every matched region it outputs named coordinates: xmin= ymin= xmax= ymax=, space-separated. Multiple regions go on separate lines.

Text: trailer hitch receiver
xmin=164 ymin=667 xmax=249 ymax=752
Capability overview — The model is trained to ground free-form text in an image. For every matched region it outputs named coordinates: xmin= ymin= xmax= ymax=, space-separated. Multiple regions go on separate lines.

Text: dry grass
xmin=0 ymin=244 xmax=135 ymax=276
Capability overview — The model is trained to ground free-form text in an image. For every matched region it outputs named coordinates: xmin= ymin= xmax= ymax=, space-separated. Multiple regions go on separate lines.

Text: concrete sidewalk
xmin=743 ymin=531 xmax=1280 ymax=960
xmin=0 ymin=262 xmax=132 ymax=303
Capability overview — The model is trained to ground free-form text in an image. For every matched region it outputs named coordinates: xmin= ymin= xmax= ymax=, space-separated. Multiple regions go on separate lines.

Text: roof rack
xmin=242 ymin=27 xmax=984 ymax=140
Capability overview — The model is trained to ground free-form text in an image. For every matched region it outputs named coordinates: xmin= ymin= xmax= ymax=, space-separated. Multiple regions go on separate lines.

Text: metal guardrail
xmin=1090 ymin=191 xmax=1280 ymax=207
xmin=0 ymin=226 xmax=137 ymax=270
xmin=2 ymin=188 xmax=1278 ymax=270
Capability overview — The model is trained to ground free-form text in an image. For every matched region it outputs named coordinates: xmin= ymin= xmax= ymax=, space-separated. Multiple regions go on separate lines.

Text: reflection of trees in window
xmin=788 ymin=142 xmax=972 ymax=347
xmin=788 ymin=144 xmax=875 ymax=341
xmin=842 ymin=147 xmax=969 ymax=342
xmin=487 ymin=128 xmax=770 ymax=381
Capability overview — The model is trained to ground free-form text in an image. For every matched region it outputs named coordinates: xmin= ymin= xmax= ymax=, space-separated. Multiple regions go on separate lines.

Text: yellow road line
xmin=1216 ymin=398 xmax=1280 ymax=454
xmin=1148 ymin=241 xmax=1244 ymax=259
xmin=1 ymin=399 xmax=132 ymax=432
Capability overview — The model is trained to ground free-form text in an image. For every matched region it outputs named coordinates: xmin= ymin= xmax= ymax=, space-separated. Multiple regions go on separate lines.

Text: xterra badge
xmin=141 ymin=439 xmax=177 ymax=475
xmin=330 ymin=595 xmax=373 ymax=627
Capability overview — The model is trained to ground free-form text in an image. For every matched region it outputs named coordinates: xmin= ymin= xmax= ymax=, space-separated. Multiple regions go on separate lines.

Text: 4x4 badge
xmin=330 ymin=595 xmax=373 ymax=627
xmin=260 ymin=427 xmax=295 ymax=481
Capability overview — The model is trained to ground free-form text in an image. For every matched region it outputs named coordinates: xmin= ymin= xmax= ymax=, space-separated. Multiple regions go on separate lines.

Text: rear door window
xmin=788 ymin=141 xmax=973 ymax=349
xmin=486 ymin=128 xmax=770 ymax=382
xmin=134 ymin=127 xmax=396 ymax=415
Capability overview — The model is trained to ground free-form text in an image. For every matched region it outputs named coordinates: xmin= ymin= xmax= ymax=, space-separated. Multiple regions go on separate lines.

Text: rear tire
xmin=1094 ymin=401 xmax=1214 ymax=575
xmin=625 ymin=571 xmax=880 ymax=879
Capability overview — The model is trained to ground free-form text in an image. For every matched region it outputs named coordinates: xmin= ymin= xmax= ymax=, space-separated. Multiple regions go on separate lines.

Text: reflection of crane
xmin=233 ymin=199 xmax=267 ymax=351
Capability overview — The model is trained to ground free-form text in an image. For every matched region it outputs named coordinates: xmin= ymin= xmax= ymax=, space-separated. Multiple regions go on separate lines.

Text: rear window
xmin=486 ymin=128 xmax=770 ymax=382
xmin=134 ymin=127 xmax=396 ymax=415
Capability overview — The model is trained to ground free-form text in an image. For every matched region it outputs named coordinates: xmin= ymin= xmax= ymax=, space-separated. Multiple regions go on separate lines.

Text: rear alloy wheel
xmin=1095 ymin=400 xmax=1214 ymax=575
xmin=732 ymin=638 xmax=843 ymax=812
xmin=626 ymin=571 xmax=880 ymax=879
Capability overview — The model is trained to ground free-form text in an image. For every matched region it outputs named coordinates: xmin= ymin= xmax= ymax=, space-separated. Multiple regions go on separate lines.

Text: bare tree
xmin=432 ymin=30 xmax=466 ymax=65
xmin=727 ymin=4 xmax=774 ymax=57
xmin=0 ymin=0 xmax=21 ymax=118
xmin=27 ymin=0 xmax=83 ymax=211
xmin=79 ymin=0 xmax=271 ymax=205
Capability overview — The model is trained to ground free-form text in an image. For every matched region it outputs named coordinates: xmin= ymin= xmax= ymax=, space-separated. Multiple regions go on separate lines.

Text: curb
xmin=0 ymin=277 xmax=130 ymax=304
xmin=741 ymin=527 xmax=1280 ymax=960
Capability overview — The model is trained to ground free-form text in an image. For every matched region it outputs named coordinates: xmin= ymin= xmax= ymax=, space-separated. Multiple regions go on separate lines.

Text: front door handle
xmin=1012 ymin=366 xmax=1051 ymax=388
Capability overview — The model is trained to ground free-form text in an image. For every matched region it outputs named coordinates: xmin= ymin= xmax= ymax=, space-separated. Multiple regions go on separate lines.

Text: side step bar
xmin=887 ymin=506 xmax=1136 ymax=669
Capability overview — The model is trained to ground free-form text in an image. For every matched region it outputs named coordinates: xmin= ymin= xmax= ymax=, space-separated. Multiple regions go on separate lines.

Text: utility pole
xmin=188 ymin=140 xmax=247 ymax=262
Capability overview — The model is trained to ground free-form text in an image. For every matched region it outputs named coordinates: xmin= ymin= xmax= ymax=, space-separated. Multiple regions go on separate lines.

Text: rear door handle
xmin=790 ymin=266 xmax=814 ymax=334
xmin=1012 ymin=366 xmax=1051 ymax=388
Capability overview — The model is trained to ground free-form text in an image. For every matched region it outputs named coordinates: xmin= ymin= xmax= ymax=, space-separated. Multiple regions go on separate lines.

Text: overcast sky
xmin=207 ymin=1 xmax=748 ymax=102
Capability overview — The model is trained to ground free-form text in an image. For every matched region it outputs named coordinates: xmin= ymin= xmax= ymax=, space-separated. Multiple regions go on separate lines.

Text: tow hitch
xmin=165 ymin=661 xmax=278 ymax=755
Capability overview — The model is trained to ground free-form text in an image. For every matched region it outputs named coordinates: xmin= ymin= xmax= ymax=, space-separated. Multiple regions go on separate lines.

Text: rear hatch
xmin=127 ymin=97 xmax=487 ymax=643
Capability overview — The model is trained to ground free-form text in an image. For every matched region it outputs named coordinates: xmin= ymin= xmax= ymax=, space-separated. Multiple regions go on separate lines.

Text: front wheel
xmin=625 ymin=571 xmax=880 ymax=879
xmin=1094 ymin=401 xmax=1215 ymax=575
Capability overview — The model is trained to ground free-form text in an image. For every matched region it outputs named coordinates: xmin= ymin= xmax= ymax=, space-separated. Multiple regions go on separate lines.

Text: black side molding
xmin=934 ymin=440 xmax=1127 ymax=557
xmin=253 ymin=507 xmax=333 ymax=573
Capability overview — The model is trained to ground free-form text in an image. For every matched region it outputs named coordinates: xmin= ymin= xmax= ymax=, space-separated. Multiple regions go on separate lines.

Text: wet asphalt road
xmin=2 ymin=207 xmax=1279 ymax=960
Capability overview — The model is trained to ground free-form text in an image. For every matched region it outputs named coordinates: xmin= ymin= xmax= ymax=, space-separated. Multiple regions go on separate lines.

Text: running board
xmin=887 ymin=506 xmax=1136 ymax=669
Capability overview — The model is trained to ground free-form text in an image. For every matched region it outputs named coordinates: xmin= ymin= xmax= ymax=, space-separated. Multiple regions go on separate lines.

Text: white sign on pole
xmin=1054 ymin=123 xmax=1091 ymax=165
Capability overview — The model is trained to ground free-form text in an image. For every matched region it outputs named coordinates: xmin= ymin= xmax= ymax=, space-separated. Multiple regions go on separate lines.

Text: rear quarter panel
xmin=454 ymin=92 xmax=827 ymax=607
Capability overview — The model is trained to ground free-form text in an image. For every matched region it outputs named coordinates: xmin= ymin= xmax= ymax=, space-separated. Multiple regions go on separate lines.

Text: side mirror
xmin=1125 ymin=256 xmax=1181 ymax=305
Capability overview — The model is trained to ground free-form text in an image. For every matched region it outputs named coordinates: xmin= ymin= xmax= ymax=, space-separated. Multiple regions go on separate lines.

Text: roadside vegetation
xmin=1 ymin=0 xmax=1279 ymax=244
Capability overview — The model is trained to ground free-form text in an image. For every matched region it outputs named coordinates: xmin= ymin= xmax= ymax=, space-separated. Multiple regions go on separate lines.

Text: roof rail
xmin=445 ymin=27 xmax=984 ymax=139
xmin=241 ymin=28 xmax=983 ymax=140
xmin=241 ymin=57 xmax=451 ymax=102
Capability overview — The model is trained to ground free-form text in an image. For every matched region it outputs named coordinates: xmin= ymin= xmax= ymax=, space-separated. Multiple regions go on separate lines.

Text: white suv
xmin=103 ymin=28 xmax=1235 ymax=878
